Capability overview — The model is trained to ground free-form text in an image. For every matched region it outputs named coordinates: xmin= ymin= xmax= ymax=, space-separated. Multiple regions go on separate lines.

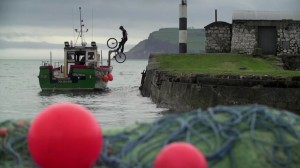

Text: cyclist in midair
xmin=115 ymin=26 xmax=128 ymax=53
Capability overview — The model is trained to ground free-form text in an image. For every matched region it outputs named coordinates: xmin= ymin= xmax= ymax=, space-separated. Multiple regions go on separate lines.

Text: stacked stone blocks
xmin=205 ymin=20 xmax=300 ymax=56
xmin=205 ymin=22 xmax=232 ymax=53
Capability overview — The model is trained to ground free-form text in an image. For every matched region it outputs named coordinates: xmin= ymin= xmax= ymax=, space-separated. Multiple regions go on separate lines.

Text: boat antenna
xmin=74 ymin=7 xmax=88 ymax=46
xmin=92 ymin=8 xmax=94 ymax=41
xmin=50 ymin=51 xmax=52 ymax=65
xmin=72 ymin=7 xmax=75 ymax=44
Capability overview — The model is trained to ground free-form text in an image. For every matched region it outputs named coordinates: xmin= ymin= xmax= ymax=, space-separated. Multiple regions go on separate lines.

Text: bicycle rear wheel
xmin=107 ymin=38 xmax=118 ymax=49
xmin=114 ymin=52 xmax=126 ymax=63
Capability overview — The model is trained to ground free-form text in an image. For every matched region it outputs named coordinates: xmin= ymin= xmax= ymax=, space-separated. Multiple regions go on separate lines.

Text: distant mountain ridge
xmin=126 ymin=28 xmax=205 ymax=59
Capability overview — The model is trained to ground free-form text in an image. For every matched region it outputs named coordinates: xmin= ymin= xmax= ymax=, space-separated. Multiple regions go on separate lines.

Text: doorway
xmin=258 ymin=26 xmax=277 ymax=55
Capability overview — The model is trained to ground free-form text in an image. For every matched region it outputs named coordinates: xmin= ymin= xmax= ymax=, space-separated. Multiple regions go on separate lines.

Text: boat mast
xmin=75 ymin=7 xmax=88 ymax=46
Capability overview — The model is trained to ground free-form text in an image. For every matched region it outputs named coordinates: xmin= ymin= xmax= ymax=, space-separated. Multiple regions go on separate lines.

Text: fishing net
xmin=0 ymin=119 xmax=33 ymax=167
xmin=101 ymin=104 xmax=300 ymax=168
xmin=1 ymin=104 xmax=300 ymax=168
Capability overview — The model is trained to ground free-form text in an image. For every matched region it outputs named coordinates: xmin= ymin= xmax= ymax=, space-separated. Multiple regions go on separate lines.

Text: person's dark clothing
xmin=116 ymin=28 xmax=128 ymax=53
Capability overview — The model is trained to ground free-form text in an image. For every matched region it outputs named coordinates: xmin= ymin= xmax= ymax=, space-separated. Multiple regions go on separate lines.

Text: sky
xmin=0 ymin=0 xmax=299 ymax=59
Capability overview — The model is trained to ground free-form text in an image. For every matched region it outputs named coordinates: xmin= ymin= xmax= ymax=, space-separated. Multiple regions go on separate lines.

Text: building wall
xmin=277 ymin=22 xmax=300 ymax=55
xmin=205 ymin=20 xmax=300 ymax=56
xmin=231 ymin=20 xmax=300 ymax=55
xmin=231 ymin=22 xmax=257 ymax=54
xmin=205 ymin=22 xmax=232 ymax=53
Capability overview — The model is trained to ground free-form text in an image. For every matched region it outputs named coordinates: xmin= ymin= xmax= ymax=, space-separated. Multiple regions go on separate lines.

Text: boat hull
xmin=38 ymin=65 xmax=109 ymax=91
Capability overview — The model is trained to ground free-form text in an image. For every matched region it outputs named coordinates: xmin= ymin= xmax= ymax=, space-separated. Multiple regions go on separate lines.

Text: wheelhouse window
xmin=73 ymin=51 xmax=86 ymax=65
xmin=67 ymin=52 xmax=75 ymax=62
xmin=88 ymin=52 xmax=95 ymax=60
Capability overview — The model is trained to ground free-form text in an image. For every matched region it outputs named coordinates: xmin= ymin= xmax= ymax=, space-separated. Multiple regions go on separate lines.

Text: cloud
xmin=0 ymin=39 xmax=62 ymax=49
xmin=0 ymin=39 xmax=134 ymax=51
xmin=2 ymin=1 xmax=299 ymax=22
xmin=1 ymin=0 xmax=299 ymax=31
xmin=1 ymin=0 xmax=299 ymax=58
xmin=0 ymin=32 xmax=30 ymax=40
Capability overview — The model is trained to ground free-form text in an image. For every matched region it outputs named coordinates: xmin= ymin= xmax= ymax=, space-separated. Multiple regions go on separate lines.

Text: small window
xmin=67 ymin=52 xmax=75 ymax=61
xmin=73 ymin=51 xmax=86 ymax=65
xmin=88 ymin=52 xmax=95 ymax=60
xmin=79 ymin=55 xmax=85 ymax=63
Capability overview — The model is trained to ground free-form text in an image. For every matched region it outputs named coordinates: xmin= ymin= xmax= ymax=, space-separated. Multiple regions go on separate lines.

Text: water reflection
xmin=38 ymin=90 xmax=108 ymax=97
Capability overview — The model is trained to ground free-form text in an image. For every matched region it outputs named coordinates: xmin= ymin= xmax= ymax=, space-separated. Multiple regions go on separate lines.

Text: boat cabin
xmin=63 ymin=41 xmax=100 ymax=77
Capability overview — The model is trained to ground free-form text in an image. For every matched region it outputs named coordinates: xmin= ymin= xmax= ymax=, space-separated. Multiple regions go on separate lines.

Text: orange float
xmin=108 ymin=73 xmax=113 ymax=81
xmin=102 ymin=75 xmax=109 ymax=82
xmin=28 ymin=102 xmax=103 ymax=168
xmin=154 ymin=142 xmax=207 ymax=168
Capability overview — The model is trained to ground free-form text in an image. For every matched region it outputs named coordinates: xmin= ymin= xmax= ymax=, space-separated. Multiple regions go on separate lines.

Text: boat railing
xmin=41 ymin=61 xmax=51 ymax=66
xmin=53 ymin=62 xmax=63 ymax=69
xmin=41 ymin=61 xmax=64 ymax=67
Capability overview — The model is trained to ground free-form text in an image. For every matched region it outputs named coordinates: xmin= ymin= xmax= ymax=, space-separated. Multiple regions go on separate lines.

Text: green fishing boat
xmin=38 ymin=7 xmax=113 ymax=91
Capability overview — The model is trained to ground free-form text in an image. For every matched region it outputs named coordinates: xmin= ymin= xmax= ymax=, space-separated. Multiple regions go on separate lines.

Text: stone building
xmin=205 ymin=11 xmax=300 ymax=56
xmin=204 ymin=21 xmax=232 ymax=53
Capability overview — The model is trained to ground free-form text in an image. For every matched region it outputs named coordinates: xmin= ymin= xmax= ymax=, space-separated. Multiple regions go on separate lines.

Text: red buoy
xmin=154 ymin=142 xmax=207 ymax=168
xmin=108 ymin=73 xmax=113 ymax=81
xmin=102 ymin=75 xmax=109 ymax=82
xmin=0 ymin=127 xmax=8 ymax=138
xmin=28 ymin=102 xmax=103 ymax=168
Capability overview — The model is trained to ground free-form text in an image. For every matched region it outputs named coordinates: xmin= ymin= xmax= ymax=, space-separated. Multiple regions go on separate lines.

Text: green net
xmin=1 ymin=104 xmax=300 ymax=168
xmin=0 ymin=119 xmax=33 ymax=167
xmin=101 ymin=105 xmax=300 ymax=168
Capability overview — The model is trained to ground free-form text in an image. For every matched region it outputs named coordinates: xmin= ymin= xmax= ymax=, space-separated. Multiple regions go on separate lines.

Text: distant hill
xmin=126 ymin=28 xmax=205 ymax=59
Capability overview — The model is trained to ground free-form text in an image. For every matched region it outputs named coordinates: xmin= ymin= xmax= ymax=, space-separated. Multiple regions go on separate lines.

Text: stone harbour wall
xmin=140 ymin=54 xmax=300 ymax=113
xmin=282 ymin=55 xmax=300 ymax=70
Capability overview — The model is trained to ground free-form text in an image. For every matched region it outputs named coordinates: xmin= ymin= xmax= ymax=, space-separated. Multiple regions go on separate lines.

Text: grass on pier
xmin=155 ymin=54 xmax=300 ymax=77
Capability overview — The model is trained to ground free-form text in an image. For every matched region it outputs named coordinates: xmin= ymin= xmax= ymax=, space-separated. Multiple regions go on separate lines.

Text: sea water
xmin=0 ymin=59 xmax=166 ymax=129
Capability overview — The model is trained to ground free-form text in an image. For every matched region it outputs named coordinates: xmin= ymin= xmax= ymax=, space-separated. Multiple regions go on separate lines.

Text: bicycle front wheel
xmin=107 ymin=38 xmax=118 ymax=49
xmin=114 ymin=52 xmax=126 ymax=63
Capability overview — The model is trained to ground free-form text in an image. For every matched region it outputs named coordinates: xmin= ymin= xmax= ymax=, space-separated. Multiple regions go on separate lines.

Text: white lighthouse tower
xmin=179 ymin=0 xmax=187 ymax=53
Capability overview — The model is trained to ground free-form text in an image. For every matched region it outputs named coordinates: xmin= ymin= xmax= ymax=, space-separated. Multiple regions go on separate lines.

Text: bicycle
xmin=107 ymin=38 xmax=126 ymax=63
